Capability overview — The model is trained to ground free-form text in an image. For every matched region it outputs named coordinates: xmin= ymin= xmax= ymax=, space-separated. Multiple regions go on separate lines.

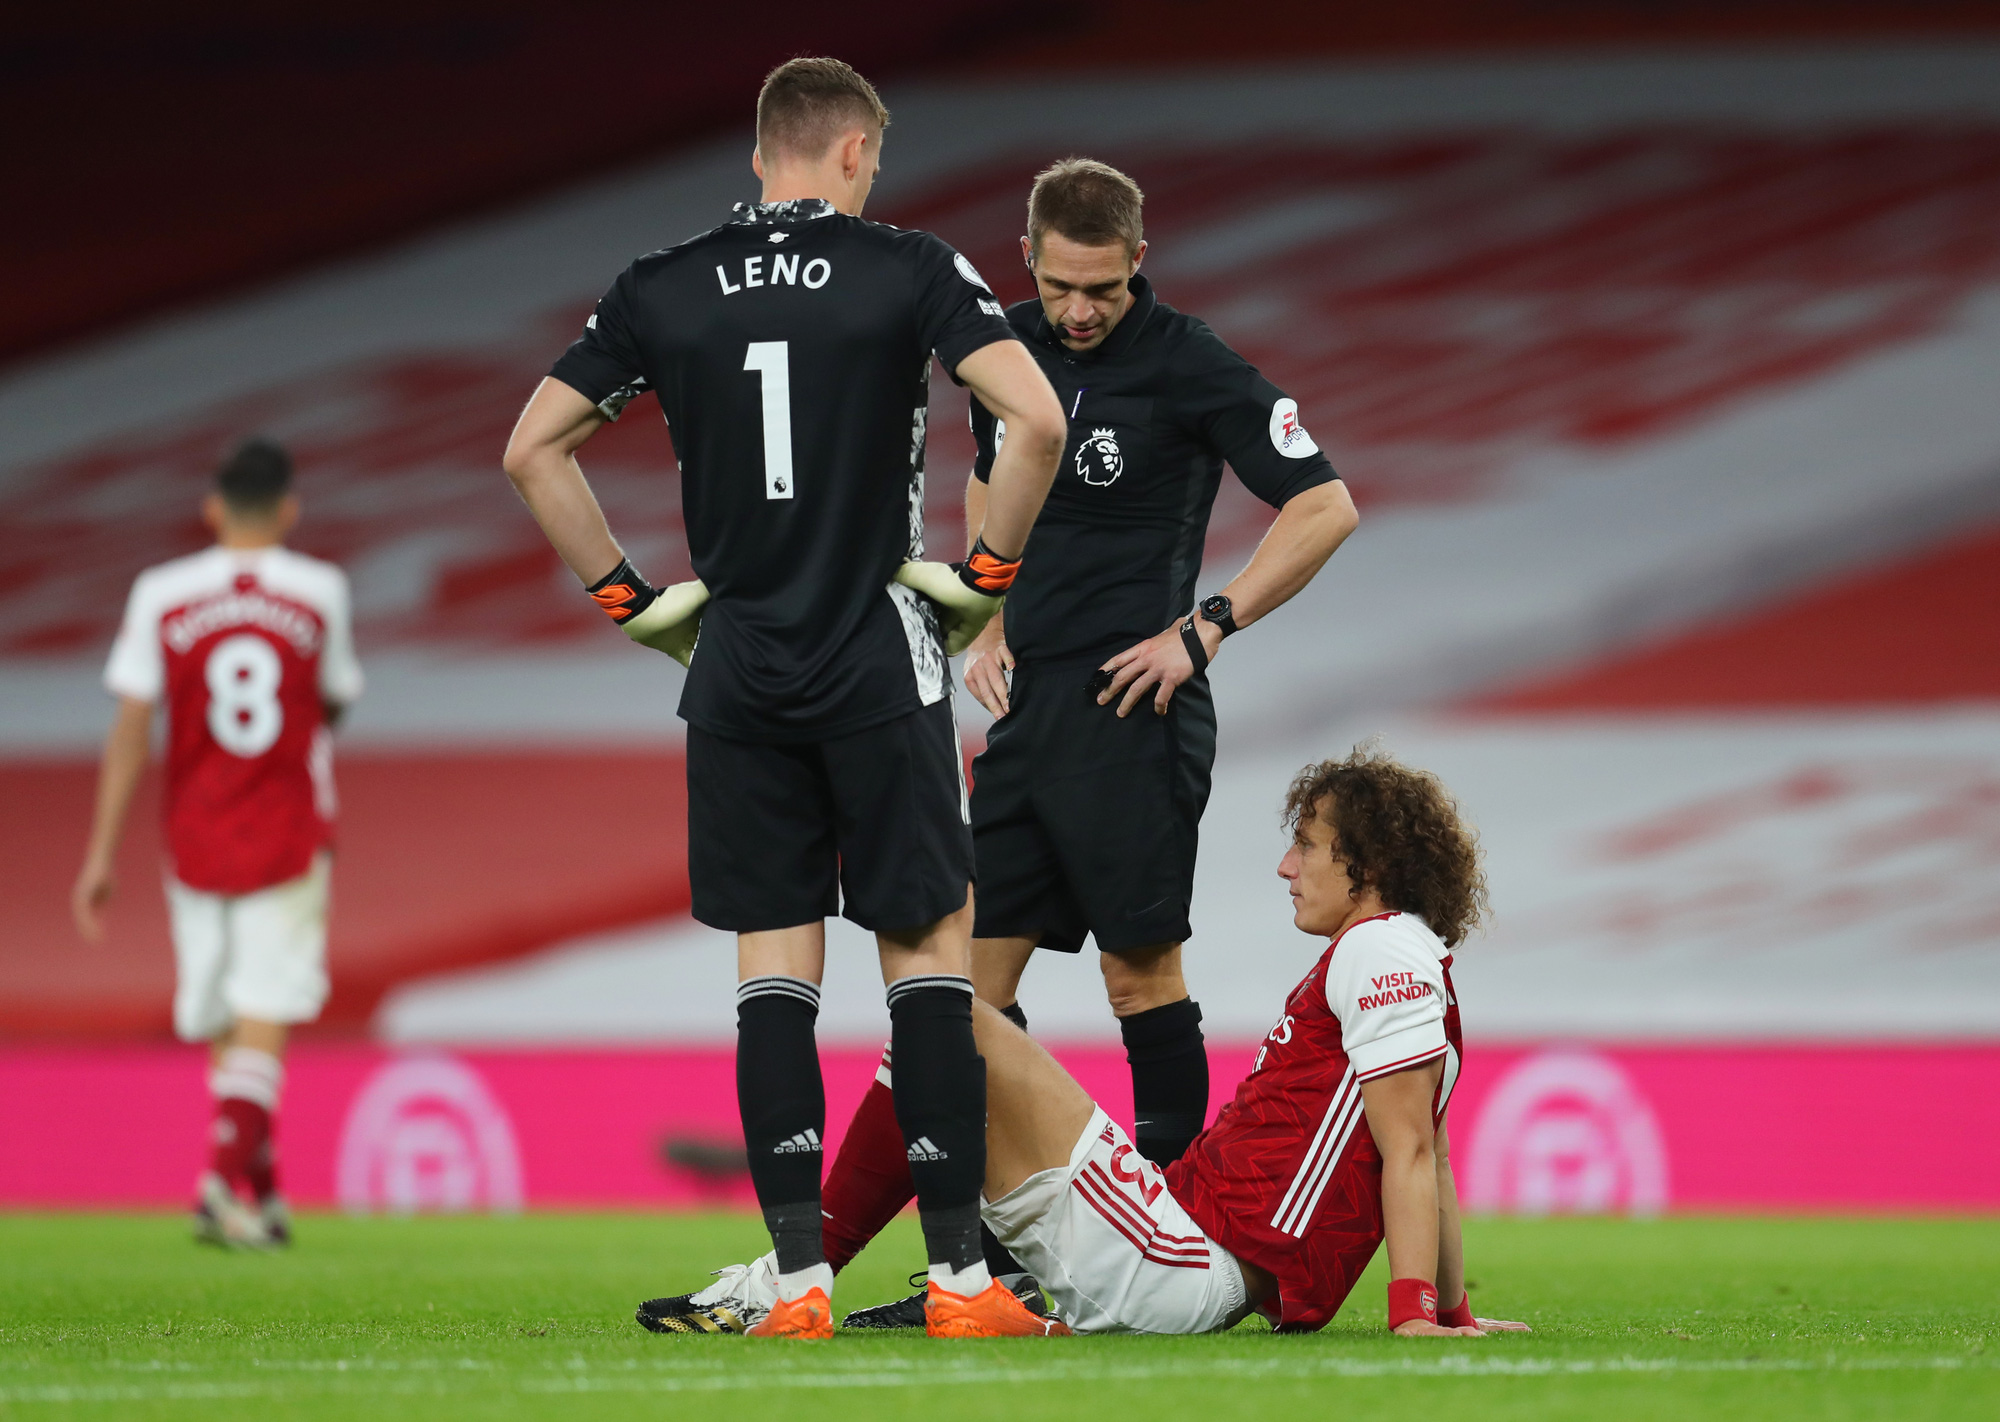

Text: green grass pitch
xmin=2 ymin=1212 xmax=1994 ymax=1420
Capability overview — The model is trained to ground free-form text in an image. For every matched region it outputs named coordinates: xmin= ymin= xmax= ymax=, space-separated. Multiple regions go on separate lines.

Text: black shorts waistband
xmin=1011 ymin=647 xmax=1131 ymax=672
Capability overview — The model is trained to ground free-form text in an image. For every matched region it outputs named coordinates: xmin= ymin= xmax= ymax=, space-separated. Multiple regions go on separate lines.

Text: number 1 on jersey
xmin=743 ymin=341 xmax=794 ymax=500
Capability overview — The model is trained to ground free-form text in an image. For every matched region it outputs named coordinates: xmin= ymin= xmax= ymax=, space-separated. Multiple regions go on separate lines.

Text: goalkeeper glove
xmin=894 ymin=536 xmax=1022 ymax=656
xmin=955 ymin=536 xmax=1023 ymax=595
xmin=587 ymin=558 xmax=708 ymax=666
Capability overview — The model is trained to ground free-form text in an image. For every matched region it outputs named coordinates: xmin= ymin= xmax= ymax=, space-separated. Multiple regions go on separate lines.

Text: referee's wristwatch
xmin=1198 ymin=594 xmax=1238 ymax=638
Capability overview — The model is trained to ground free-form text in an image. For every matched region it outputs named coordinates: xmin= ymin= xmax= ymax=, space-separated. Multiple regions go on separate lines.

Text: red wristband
xmin=1386 ymin=1278 xmax=1439 ymax=1331
xmin=1437 ymin=1292 xmax=1475 ymax=1329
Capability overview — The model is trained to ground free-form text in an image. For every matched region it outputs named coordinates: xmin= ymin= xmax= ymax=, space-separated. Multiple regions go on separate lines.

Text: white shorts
xmin=981 ymin=1107 xmax=1248 ymax=1335
xmin=166 ymin=853 xmax=331 ymax=1042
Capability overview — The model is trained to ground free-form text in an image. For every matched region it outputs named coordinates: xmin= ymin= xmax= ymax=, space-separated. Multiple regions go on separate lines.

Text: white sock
xmin=927 ymin=1261 xmax=992 ymax=1297
xmin=210 ymin=1046 xmax=283 ymax=1109
xmin=774 ymin=1262 xmax=833 ymax=1304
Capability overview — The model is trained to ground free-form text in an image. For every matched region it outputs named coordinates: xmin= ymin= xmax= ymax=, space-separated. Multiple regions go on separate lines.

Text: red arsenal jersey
xmin=105 ymin=546 xmax=363 ymax=894
xmin=1165 ymin=911 xmax=1462 ymax=1332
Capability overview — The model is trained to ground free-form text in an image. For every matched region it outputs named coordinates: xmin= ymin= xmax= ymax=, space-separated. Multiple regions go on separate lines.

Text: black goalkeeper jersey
xmin=551 ymin=198 xmax=1017 ymax=742
xmin=971 ymin=274 xmax=1339 ymax=664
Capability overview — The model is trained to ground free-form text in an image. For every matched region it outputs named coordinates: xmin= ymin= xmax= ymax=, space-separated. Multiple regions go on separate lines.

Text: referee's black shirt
xmin=971 ymin=274 xmax=1338 ymax=664
xmin=551 ymin=198 xmax=1017 ymax=742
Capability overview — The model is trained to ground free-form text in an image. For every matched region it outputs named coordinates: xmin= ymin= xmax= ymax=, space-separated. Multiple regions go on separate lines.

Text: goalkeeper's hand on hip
xmin=587 ymin=559 xmax=708 ymax=666
xmin=894 ymin=536 xmax=1022 ymax=656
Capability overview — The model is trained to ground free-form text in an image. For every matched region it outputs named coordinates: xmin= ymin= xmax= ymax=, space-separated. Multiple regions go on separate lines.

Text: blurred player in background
xmin=72 ymin=437 xmax=363 ymax=1249
xmin=503 ymin=58 xmax=1067 ymax=1339
xmin=649 ymin=748 xmax=1533 ymax=1336
xmin=792 ymin=158 xmax=1362 ymax=1328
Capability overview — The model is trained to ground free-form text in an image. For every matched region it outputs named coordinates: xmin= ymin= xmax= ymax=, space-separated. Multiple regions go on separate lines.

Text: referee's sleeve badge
xmin=955 ymin=253 xmax=994 ymax=291
xmin=1269 ymin=398 xmax=1320 ymax=459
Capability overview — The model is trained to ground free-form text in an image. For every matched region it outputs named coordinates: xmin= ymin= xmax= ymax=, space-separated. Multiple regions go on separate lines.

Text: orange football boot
xmin=745 ymin=1287 xmax=834 ymax=1339
xmin=925 ymin=1279 xmax=1072 ymax=1338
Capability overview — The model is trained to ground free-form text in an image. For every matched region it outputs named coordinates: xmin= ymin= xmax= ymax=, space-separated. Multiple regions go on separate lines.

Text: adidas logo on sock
xmin=906 ymin=1136 xmax=948 ymax=1162
xmin=773 ymin=1129 xmax=822 ymax=1155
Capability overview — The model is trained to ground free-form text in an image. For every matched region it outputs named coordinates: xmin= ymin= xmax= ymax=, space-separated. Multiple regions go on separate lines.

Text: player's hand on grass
xmin=1392 ymin=1319 xmax=1487 ymax=1338
xmin=1097 ymin=616 xmax=1222 ymax=718
xmin=72 ymin=856 xmax=115 ymax=941
xmin=963 ymin=623 xmax=1014 ymax=717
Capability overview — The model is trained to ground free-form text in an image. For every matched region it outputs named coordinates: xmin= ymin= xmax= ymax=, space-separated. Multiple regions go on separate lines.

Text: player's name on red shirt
xmin=162 ymin=587 xmax=324 ymax=659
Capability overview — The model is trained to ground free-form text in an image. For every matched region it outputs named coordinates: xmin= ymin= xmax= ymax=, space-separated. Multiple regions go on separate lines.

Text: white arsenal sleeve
xmin=316 ymin=565 xmax=364 ymax=706
xmin=103 ymin=570 xmax=167 ymax=702
xmin=1324 ymin=914 xmax=1450 ymax=1081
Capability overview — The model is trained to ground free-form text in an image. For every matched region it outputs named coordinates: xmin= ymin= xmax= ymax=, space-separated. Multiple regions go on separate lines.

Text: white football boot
xmin=191 ymin=1172 xmax=275 ymax=1249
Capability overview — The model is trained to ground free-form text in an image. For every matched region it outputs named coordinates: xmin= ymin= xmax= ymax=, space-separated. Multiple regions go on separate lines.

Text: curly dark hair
xmin=1282 ymin=744 xmax=1488 ymax=947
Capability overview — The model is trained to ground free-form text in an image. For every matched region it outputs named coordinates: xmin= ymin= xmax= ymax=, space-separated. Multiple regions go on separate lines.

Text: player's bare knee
xmin=1100 ymin=942 xmax=1186 ymax=1016
xmin=970 ymin=934 xmax=1034 ymax=1006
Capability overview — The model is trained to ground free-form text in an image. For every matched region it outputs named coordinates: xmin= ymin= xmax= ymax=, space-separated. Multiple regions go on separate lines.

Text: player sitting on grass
xmin=640 ymin=747 xmax=1530 ymax=1335
xmin=73 ymin=438 xmax=362 ymax=1249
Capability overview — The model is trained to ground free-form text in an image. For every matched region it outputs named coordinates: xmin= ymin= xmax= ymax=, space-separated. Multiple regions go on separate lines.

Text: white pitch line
xmin=1 ymin=1352 xmax=1986 ymax=1403
xmin=515 ymin=1354 xmax=1983 ymax=1391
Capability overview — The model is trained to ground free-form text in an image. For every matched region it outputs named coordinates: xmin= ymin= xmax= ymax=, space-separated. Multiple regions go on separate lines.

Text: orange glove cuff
xmin=586 ymin=558 xmax=657 ymax=623
xmin=956 ymin=537 xmax=1021 ymax=595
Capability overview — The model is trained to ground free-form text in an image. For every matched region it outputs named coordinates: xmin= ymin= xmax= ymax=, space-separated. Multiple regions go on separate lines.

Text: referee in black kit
xmin=502 ymin=59 xmax=1068 ymax=1339
xmin=963 ymin=160 xmax=1359 ymax=1168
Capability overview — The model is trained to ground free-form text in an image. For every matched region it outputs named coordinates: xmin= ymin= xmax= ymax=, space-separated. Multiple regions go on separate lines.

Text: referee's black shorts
xmin=970 ymin=653 xmax=1216 ymax=955
xmin=686 ymin=699 xmax=972 ymax=934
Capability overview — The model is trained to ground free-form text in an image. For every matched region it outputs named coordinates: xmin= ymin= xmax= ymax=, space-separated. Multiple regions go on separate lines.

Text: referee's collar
xmin=731 ymin=197 xmax=838 ymax=226
xmin=1033 ymin=272 xmax=1159 ymax=362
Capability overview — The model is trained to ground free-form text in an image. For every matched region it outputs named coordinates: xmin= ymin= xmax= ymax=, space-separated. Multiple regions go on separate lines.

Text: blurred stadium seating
xmin=2 ymin=0 xmax=1020 ymax=366
xmin=3 ymin=10 xmax=1999 ymax=1208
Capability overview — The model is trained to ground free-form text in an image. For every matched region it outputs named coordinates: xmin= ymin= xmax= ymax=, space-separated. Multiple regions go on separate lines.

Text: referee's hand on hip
xmin=963 ymin=622 xmax=1015 ymax=718
xmin=1096 ymin=616 xmax=1223 ymax=718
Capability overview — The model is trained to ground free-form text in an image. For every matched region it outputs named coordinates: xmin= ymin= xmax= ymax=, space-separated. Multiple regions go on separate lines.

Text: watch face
xmin=1201 ymin=595 xmax=1231 ymax=619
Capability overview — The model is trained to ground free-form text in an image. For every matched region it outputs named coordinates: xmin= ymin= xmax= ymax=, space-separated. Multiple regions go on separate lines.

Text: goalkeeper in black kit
xmin=649 ymin=157 xmax=1361 ymax=1333
xmin=503 ymin=59 xmax=1070 ymax=1339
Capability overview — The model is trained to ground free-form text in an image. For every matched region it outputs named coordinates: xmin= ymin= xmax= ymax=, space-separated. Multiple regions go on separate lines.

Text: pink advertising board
xmin=2 ymin=1042 xmax=1996 ymax=1212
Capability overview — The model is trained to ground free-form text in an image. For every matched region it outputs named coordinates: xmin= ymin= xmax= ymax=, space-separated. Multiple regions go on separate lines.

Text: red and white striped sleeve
xmin=1324 ymin=915 xmax=1449 ymax=1081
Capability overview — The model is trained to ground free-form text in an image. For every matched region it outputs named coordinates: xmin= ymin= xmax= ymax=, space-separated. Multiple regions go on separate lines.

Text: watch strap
xmin=1179 ymin=617 xmax=1210 ymax=676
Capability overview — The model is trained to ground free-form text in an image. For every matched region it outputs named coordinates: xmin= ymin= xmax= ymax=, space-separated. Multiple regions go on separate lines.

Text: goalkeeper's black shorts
xmin=687 ymin=699 xmax=972 ymax=934
xmin=970 ymin=652 xmax=1216 ymax=955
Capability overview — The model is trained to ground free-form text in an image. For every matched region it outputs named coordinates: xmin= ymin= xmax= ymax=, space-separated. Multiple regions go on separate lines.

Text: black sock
xmin=984 ymin=1004 xmax=1027 ymax=1278
xmin=761 ymin=1202 xmax=822 ymax=1278
xmin=887 ymin=975 xmax=986 ymax=1274
xmin=981 ymin=1221 xmax=1025 ymax=1278
xmin=1122 ymin=997 xmax=1208 ymax=1165
xmin=736 ymin=976 xmax=825 ymax=1274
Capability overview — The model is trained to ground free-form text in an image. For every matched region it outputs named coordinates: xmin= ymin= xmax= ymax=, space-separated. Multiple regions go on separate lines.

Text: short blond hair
xmin=756 ymin=57 xmax=889 ymax=164
xmin=1027 ymin=157 xmax=1144 ymax=258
